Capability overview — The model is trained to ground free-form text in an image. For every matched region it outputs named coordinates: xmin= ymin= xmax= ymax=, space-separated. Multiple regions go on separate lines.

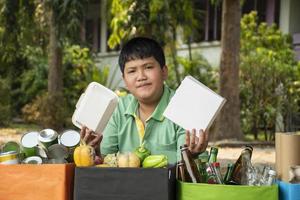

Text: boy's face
xmin=123 ymin=56 xmax=168 ymax=104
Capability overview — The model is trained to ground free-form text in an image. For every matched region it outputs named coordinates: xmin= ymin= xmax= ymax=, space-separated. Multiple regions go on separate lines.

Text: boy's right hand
xmin=80 ymin=126 xmax=103 ymax=155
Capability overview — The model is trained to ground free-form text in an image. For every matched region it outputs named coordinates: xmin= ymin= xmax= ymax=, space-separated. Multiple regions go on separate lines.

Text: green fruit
xmin=134 ymin=146 xmax=151 ymax=162
xmin=153 ymin=160 xmax=168 ymax=168
xmin=142 ymin=155 xmax=167 ymax=168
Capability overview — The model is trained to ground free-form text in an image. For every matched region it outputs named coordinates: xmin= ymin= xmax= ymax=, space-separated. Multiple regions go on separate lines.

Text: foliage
xmin=21 ymin=45 xmax=111 ymax=127
xmin=19 ymin=46 xmax=48 ymax=107
xmin=22 ymin=92 xmax=68 ymax=130
xmin=240 ymin=11 xmax=299 ymax=140
xmin=108 ymin=0 xmax=204 ymax=86
xmin=108 ymin=0 xmax=200 ymax=48
xmin=63 ymin=45 xmax=110 ymax=111
xmin=166 ymin=53 xmax=218 ymax=90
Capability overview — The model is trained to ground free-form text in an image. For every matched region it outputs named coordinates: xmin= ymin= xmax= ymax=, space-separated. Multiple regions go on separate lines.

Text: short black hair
xmin=118 ymin=37 xmax=165 ymax=74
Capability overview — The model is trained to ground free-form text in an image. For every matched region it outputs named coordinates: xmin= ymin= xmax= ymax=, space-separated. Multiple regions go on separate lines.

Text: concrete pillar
xmin=279 ymin=0 xmax=300 ymax=34
xmin=100 ymin=0 xmax=107 ymax=53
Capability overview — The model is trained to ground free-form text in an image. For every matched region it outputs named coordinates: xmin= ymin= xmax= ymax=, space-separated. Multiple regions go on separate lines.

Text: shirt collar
xmin=124 ymin=84 xmax=172 ymax=122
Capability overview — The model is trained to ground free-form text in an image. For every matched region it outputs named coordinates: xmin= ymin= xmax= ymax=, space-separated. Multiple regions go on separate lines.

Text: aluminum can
xmin=38 ymin=129 xmax=58 ymax=148
xmin=48 ymin=144 xmax=69 ymax=160
xmin=59 ymin=130 xmax=80 ymax=161
xmin=1 ymin=141 xmax=21 ymax=153
xmin=22 ymin=156 xmax=43 ymax=164
xmin=0 ymin=151 xmax=19 ymax=164
xmin=20 ymin=131 xmax=39 ymax=158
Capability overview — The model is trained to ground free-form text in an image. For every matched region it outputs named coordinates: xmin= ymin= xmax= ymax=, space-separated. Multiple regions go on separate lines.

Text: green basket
xmin=177 ymin=181 xmax=278 ymax=200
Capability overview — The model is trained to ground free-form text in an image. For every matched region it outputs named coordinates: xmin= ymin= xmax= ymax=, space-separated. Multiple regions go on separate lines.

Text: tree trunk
xmin=48 ymin=9 xmax=63 ymax=94
xmin=213 ymin=0 xmax=243 ymax=141
xmin=47 ymin=8 xmax=64 ymax=130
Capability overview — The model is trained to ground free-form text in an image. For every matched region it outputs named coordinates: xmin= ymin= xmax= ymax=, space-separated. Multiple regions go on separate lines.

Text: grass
xmin=244 ymin=132 xmax=274 ymax=142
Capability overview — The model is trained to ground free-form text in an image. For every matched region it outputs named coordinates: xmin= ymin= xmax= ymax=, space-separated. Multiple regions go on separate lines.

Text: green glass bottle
xmin=197 ymin=151 xmax=209 ymax=183
xmin=223 ymin=163 xmax=235 ymax=184
xmin=208 ymin=147 xmax=218 ymax=163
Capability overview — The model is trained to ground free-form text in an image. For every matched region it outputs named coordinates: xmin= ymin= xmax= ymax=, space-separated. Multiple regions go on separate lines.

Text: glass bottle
xmin=176 ymin=161 xmax=191 ymax=182
xmin=223 ymin=163 xmax=235 ymax=184
xmin=229 ymin=145 xmax=253 ymax=185
xmin=180 ymin=145 xmax=202 ymax=183
xmin=197 ymin=151 xmax=209 ymax=183
xmin=211 ymin=162 xmax=223 ymax=184
xmin=208 ymin=147 xmax=218 ymax=163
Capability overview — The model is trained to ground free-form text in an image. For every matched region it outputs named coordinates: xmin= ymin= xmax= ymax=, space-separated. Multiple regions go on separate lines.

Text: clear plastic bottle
xmin=260 ymin=166 xmax=271 ymax=185
xmin=265 ymin=169 xmax=277 ymax=186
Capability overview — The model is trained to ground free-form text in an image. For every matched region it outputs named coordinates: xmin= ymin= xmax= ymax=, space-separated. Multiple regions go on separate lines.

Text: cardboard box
xmin=278 ymin=181 xmax=300 ymax=200
xmin=275 ymin=132 xmax=300 ymax=181
xmin=0 ymin=164 xmax=75 ymax=200
xmin=73 ymin=166 xmax=176 ymax=200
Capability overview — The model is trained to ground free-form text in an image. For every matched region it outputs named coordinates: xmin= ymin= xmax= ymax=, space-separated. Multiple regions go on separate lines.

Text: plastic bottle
xmin=265 ymin=169 xmax=277 ymax=186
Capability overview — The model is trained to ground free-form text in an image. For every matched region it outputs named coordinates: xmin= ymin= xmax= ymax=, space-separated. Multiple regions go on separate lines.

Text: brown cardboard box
xmin=275 ymin=132 xmax=300 ymax=182
xmin=0 ymin=163 xmax=75 ymax=200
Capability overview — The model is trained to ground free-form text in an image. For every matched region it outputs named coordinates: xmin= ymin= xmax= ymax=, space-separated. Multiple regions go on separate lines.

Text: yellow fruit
xmin=73 ymin=140 xmax=95 ymax=167
xmin=95 ymin=164 xmax=111 ymax=168
xmin=117 ymin=152 xmax=140 ymax=168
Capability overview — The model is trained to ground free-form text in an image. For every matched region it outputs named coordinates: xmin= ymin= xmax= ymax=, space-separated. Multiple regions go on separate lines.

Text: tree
xmin=213 ymin=0 xmax=243 ymax=140
xmin=40 ymin=0 xmax=88 ymax=129
xmin=108 ymin=0 xmax=201 ymax=86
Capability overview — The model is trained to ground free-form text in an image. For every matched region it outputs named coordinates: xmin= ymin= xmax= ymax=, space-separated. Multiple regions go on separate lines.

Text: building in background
xmin=82 ymin=0 xmax=300 ymax=87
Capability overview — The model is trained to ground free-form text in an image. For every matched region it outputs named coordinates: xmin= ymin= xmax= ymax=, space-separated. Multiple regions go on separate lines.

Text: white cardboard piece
xmin=72 ymin=82 xmax=118 ymax=134
xmin=163 ymin=76 xmax=226 ymax=136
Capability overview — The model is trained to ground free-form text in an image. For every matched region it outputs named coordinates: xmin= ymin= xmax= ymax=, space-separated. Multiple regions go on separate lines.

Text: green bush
xmin=240 ymin=11 xmax=300 ymax=140
xmin=21 ymin=45 xmax=111 ymax=128
xmin=166 ymin=53 xmax=217 ymax=90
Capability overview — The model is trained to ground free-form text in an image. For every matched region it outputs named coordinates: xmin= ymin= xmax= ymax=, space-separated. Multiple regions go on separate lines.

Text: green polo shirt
xmin=101 ymin=84 xmax=186 ymax=164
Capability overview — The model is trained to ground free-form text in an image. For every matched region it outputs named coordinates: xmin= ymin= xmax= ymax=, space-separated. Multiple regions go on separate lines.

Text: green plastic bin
xmin=177 ymin=181 xmax=278 ymax=200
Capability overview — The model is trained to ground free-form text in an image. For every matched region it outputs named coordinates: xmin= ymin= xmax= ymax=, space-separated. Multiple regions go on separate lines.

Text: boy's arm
xmin=100 ymin=110 xmax=119 ymax=155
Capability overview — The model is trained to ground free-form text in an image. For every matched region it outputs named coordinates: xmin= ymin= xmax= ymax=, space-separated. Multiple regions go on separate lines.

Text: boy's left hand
xmin=185 ymin=129 xmax=209 ymax=157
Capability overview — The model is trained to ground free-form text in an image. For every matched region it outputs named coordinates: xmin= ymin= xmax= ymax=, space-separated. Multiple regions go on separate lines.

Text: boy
xmin=81 ymin=37 xmax=208 ymax=164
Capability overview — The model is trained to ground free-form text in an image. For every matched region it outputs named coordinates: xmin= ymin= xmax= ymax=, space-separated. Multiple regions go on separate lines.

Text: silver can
xmin=59 ymin=130 xmax=80 ymax=161
xmin=0 ymin=151 xmax=19 ymax=165
xmin=48 ymin=144 xmax=69 ymax=160
xmin=20 ymin=131 xmax=39 ymax=158
xmin=22 ymin=156 xmax=43 ymax=164
xmin=38 ymin=129 xmax=58 ymax=148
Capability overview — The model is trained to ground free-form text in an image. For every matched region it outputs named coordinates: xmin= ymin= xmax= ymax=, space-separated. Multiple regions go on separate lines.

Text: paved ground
xmin=216 ymin=146 xmax=275 ymax=173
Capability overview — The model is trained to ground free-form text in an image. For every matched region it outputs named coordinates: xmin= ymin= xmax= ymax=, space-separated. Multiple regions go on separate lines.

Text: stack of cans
xmin=0 ymin=129 xmax=80 ymax=165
